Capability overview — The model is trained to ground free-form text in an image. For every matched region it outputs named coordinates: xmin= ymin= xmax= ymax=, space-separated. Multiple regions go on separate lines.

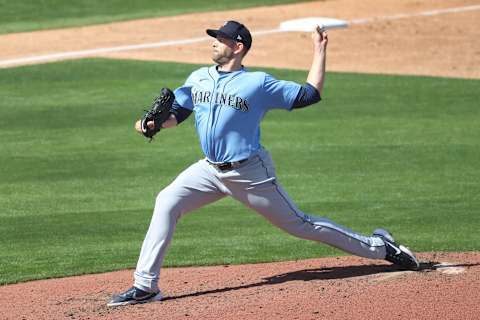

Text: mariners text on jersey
xmin=191 ymin=89 xmax=249 ymax=112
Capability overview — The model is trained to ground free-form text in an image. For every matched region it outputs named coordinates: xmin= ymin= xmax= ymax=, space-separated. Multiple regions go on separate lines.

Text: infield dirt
xmin=1 ymin=0 xmax=479 ymax=319
xmin=1 ymin=0 xmax=480 ymax=79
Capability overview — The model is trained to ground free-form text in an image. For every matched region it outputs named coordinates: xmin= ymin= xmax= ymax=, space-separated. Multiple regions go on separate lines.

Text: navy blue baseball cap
xmin=206 ymin=20 xmax=252 ymax=50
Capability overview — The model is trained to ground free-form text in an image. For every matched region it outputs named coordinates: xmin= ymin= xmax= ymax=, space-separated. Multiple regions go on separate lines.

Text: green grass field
xmin=0 ymin=59 xmax=479 ymax=285
xmin=0 ymin=0 xmax=314 ymax=34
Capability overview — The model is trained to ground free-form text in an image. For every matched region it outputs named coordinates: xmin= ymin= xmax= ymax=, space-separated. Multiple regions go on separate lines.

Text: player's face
xmin=211 ymin=36 xmax=239 ymax=64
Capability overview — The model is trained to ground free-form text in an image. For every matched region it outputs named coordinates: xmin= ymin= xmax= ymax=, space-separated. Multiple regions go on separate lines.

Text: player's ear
xmin=234 ymin=42 xmax=245 ymax=56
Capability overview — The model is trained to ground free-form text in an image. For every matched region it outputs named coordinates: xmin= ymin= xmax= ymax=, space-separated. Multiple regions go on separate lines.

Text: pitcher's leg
xmin=134 ymin=160 xmax=225 ymax=292
xmin=234 ymin=179 xmax=385 ymax=259
xmin=224 ymin=151 xmax=386 ymax=260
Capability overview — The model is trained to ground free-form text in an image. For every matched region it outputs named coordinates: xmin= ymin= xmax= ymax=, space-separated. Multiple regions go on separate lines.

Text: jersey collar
xmin=211 ymin=65 xmax=246 ymax=77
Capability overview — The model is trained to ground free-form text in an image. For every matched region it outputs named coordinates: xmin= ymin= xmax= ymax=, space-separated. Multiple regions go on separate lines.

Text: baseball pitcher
xmin=108 ymin=21 xmax=419 ymax=307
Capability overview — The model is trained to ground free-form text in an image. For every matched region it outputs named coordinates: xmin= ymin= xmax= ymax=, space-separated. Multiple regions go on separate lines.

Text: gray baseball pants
xmin=134 ymin=148 xmax=386 ymax=292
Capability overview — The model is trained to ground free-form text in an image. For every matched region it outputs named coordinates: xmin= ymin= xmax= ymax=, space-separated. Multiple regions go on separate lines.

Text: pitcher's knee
xmin=155 ymin=189 xmax=191 ymax=221
xmin=155 ymin=187 xmax=172 ymax=203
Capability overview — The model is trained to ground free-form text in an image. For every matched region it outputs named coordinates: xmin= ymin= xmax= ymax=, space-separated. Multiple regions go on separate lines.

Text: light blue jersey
xmin=174 ymin=66 xmax=301 ymax=163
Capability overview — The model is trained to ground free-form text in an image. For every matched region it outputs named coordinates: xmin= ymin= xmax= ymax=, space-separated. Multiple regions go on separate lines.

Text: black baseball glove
xmin=140 ymin=88 xmax=175 ymax=140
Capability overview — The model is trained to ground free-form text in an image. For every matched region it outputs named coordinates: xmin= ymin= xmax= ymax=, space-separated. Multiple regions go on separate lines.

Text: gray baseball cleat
xmin=107 ymin=286 xmax=162 ymax=307
xmin=373 ymin=228 xmax=420 ymax=271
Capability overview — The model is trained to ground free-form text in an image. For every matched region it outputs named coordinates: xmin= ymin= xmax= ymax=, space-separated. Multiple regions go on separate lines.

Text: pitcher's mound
xmin=1 ymin=252 xmax=479 ymax=319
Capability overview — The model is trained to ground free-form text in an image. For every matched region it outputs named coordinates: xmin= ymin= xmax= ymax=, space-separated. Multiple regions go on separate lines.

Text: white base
xmin=279 ymin=17 xmax=348 ymax=32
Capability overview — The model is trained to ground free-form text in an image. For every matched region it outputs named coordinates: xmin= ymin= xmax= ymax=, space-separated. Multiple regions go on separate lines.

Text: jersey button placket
xmin=210 ymin=81 xmax=222 ymax=161
xmin=206 ymin=78 xmax=217 ymax=162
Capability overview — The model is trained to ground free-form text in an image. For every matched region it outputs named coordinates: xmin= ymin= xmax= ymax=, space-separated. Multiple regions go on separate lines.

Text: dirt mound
xmin=1 ymin=252 xmax=479 ymax=320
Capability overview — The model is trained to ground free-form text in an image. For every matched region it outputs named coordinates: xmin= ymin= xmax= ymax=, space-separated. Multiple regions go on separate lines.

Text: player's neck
xmin=217 ymin=58 xmax=243 ymax=72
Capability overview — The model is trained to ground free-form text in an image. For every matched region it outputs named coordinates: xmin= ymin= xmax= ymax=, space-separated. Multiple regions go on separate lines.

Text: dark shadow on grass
xmin=163 ymin=260 xmax=477 ymax=302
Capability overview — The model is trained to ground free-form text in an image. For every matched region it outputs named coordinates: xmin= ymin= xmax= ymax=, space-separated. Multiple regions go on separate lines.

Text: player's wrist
xmin=161 ymin=115 xmax=178 ymax=128
xmin=314 ymin=43 xmax=327 ymax=53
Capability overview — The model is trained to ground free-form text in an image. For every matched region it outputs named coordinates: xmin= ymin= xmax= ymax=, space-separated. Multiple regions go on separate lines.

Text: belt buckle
xmin=217 ymin=162 xmax=232 ymax=171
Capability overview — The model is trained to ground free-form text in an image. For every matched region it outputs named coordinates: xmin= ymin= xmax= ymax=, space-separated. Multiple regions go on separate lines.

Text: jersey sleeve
xmin=173 ymin=73 xmax=196 ymax=111
xmin=262 ymin=73 xmax=302 ymax=110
